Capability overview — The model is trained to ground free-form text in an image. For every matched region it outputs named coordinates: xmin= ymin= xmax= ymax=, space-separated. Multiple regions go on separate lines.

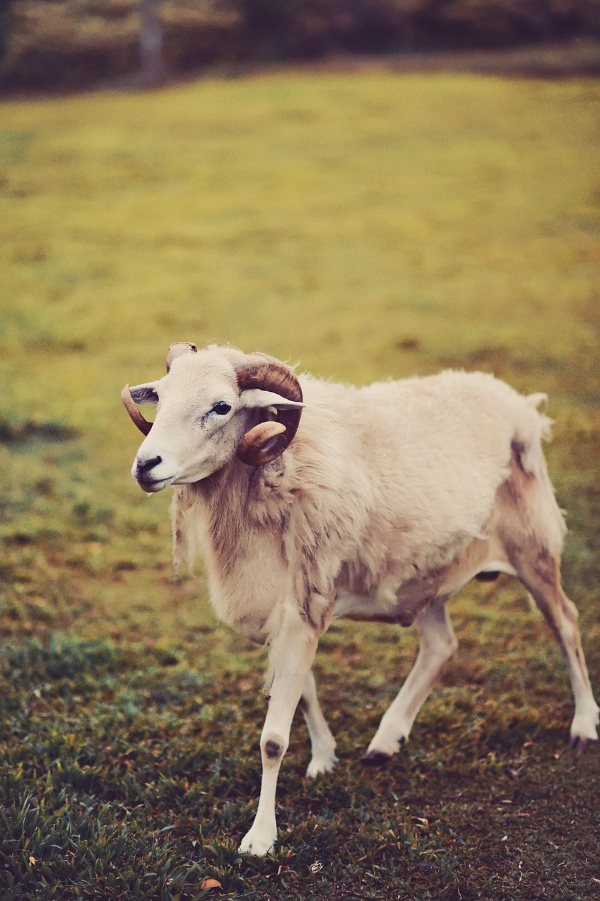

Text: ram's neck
xmin=195 ymin=461 xmax=253 ymax=563
xmin=172 ymin=460 xmax=294 ymax=640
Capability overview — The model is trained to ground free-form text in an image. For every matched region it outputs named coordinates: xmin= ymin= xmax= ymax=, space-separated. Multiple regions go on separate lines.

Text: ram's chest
xmin=198 ymin=521 xmax=288 ymax=643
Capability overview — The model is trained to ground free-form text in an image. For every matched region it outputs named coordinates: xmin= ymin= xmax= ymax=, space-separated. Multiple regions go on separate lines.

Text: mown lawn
xmin=0 ymin=70 xmax=599 ymax=899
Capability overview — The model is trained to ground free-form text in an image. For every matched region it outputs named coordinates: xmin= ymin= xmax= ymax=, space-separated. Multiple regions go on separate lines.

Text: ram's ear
xmin=129 ymin=383 xmax=159 ymax=404
xmin=239 ymin=388 xmax=304 ymax=412
xmin=122 ymin=382 xmax=159 ymax=436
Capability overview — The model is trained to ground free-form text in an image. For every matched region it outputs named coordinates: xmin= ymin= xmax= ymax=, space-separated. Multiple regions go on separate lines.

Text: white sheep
xmin=122 ymin=342 xmax=598 ymax=856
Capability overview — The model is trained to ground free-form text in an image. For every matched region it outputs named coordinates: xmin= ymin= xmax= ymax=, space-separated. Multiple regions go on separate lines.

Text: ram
xmin=122 ymin=342 xmax=598 ymax=856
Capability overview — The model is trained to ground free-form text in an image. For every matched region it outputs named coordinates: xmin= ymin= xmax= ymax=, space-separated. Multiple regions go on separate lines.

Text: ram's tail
xmin=511 ymin=393 xmax=566 ymax=552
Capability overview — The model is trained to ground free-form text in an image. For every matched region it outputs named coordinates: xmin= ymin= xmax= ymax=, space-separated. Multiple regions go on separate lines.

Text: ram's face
xmin=129 ymin=354 xmax=244 ymax=491
xmin=123 ymin=345 xmax=303 ymax=492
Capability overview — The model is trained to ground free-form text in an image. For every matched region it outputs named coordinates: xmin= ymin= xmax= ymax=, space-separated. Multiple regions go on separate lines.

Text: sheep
xmin=121 ymin=342 xmax=599 ymax=856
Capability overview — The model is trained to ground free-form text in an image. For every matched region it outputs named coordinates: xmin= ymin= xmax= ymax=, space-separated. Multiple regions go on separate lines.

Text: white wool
xmin=167 ymin=363 xmax=560 ymax=639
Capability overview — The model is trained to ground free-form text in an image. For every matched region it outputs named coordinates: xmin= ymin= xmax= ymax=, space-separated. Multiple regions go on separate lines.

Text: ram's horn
xmin=121 ymin=384 xmax=153 ymax=436
xmin=166 ymin=342 xmax=198 ymax=372
xmin=235 ymin=354 xmax=303 ymax=466
xmin=237 ymin=421 xmax=286 ymax=465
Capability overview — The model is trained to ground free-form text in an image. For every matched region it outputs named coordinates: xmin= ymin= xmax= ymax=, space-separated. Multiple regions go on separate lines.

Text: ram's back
xmin=287 ymin=370 xmax=552 ymax=594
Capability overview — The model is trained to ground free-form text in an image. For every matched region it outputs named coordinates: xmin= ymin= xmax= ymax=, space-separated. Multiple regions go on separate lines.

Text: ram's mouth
xmin=136 ymin=473 xmax=175 ymax=493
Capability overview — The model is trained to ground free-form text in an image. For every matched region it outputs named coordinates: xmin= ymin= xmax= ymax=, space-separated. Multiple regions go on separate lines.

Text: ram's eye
xmin=212 ymin=401 xmax=232 ymax=415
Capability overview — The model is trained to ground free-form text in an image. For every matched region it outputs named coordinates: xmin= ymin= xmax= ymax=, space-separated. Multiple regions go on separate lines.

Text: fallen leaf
xmin=200 ymin=878 xmax=222 ymax=890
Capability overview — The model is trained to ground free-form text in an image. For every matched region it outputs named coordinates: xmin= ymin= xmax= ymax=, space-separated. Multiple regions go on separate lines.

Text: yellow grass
xmin=0 ymin=69 xmax=598 ymax=900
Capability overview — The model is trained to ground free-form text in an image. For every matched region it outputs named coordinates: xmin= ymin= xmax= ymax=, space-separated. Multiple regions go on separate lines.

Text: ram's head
xmin=122 ymin=343 xmax=304 ymax=492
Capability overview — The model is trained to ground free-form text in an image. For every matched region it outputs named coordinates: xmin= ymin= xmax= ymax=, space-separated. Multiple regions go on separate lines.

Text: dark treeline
xmin=1 ymin=0 xmax=599 ymax=90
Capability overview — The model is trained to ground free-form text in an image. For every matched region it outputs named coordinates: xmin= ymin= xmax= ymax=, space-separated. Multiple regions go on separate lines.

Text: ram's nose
xmin=136 ymin=454 xmax=162 ymax=476
xmin=133 ymin=453 xmax=166 ymax=492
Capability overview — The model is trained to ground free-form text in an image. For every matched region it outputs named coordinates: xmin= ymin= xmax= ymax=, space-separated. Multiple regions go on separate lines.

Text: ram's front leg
xmin=239 ymin=609 xmax=319 ymax=856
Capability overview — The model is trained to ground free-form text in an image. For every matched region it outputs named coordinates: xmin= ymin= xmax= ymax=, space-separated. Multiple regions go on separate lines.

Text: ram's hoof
xmin=568 ymin=734 xmax=591 ymax=752
xmin=361 ymin=750 xmax=392 ymax=767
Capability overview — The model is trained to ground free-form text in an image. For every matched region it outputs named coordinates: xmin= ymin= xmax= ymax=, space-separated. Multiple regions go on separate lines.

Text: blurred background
xmin=0 ymin=4 xmax=599 ymax=898
xmin=1 ymin=0 xmax=599 ymax=90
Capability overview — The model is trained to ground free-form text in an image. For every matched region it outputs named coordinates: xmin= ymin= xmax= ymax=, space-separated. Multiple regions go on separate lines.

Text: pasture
xmin=0 ymin=70 xmax=599 ymax=899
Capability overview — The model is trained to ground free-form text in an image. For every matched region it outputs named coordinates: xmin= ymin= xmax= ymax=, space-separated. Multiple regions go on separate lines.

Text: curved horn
xmin=237 ymin=421 xmax=286 ymax=465
xmin=121 ymin=384 xmax=153 ymax=436
xmin=166 ymin=342 xmax=198 ymax=372
xmin=235 ymin=354 xmax=303 ymax=466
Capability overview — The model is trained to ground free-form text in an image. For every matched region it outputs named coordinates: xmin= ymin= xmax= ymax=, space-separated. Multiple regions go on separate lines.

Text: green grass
xmin=0 ymin=70 xmax=599 ymax=899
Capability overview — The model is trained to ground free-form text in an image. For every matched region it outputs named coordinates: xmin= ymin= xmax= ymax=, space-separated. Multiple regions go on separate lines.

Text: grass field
xmin=0 ymin=70 xmax=599 ymax=899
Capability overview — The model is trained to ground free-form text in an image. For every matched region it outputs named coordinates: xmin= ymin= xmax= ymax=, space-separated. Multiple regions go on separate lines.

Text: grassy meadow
xmin=0 ymin=70 xmax=599 ymax=899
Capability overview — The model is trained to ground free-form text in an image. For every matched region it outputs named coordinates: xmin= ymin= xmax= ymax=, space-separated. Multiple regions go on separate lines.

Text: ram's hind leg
xmin=301 ymin=670 xmax=338 ymax=778
xmin=509 ymin=543 xmax=599 ymax=749
xmin=362 ymin=601 xmax=458 ymax=765
xmin=498 ymin=440 xmax=599 ymax=749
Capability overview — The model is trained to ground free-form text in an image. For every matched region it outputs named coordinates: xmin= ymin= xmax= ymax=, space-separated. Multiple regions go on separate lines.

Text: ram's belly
xmin=333 ymin=534 xmax=510 ymax=627
xmin=333 ymin=582 xmax=438 ymax=627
